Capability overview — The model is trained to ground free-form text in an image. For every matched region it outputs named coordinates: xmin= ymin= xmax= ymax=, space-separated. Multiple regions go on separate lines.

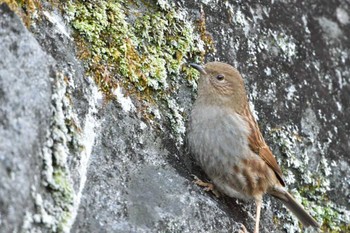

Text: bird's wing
xmin=240 ymin=104 xmax=285 ymax=186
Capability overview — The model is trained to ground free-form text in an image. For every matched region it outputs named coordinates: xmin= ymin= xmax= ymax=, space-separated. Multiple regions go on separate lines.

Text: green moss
xmin=64 ymin=0 xmax=212 ymax=143
xmin=65 ymin=0 xmax=206 ymax=96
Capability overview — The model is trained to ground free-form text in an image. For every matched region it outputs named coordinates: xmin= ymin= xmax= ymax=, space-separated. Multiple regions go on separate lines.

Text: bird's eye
xmin=216 ymin=74 xmax=225 ymax=81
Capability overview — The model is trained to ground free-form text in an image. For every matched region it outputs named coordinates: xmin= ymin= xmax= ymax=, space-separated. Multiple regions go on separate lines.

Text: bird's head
xmin=190 ymin=62 xmax=248 ymax=112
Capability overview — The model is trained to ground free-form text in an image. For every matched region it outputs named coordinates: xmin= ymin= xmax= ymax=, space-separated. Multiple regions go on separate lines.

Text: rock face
xmin=0 ymin=4 xmax=53 ymax=232
xmin=0 ymin=1 xmax=349 ymax=233
xmin=70 ymin=103 xmax=244 ymax=233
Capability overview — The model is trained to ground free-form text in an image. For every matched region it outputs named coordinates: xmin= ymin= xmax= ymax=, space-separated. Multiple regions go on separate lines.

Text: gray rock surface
xmin=0 ymin=0 xmax=349 ymax=233
xmin=71 ymin=103 xmax=243 ymax=233
xmin=189 ymin=0 xmax=350 ymax=212
xmin=0 ymin=4 xmax=53 ymax=232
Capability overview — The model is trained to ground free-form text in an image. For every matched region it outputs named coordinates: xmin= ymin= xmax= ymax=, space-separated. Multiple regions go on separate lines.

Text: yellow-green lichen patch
xmin=65 ymin=0 xmax=205 ymax=94
xmin=269 ymin=125 xmax=350 ymax=232
xmin=0 ymin=0 xmax=41 ymax=26
xmin=52 ymin=168 xmax=74 ymax=204
xmin=33 ymin=72 xmax=80 ymax=233
xmin=51 ymin=168 xmax=74 ymax=232
xmin=63 ymin=0 xmax=211 ymax=143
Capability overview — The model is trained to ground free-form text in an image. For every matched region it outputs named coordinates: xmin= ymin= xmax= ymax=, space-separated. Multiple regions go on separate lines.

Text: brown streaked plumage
xmin=188 ymin=62 xmax=320 ymax=233
xmin=240 ymin=103 xmax=285 ymax=186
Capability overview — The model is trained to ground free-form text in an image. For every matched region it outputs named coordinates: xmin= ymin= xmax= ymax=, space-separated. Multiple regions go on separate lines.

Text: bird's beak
xmin=189 ymin=63 xmax=207 ymax=75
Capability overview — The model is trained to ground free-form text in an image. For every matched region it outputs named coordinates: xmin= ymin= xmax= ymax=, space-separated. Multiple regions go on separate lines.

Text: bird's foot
xmin=192 ymin=175 xmax=220 ymax=197
xmin=238 ymin=223 xmax=249 ymax=233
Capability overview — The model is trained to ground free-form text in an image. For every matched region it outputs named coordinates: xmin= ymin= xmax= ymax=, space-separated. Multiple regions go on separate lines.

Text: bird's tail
xmin=269 ymin=187 xmax=320 ymax=228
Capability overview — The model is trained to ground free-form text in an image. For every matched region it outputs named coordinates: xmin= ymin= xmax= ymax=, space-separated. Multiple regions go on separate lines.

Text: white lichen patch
xmin=245 ymin=26 xmax=297 ymax=63
xmin=42 ymin=72 xmax=75 ymax=188
xmin=113 ymin=86 xmax=136 ymax=113
xmin=43 ymin=10 xmax=72 ymax=39
xmin=148 ymin=106 xmax=162 ymax=121
xmin=249 ymin=5 xmax=264 ymax=23
xmin=33 ymin=194 xmax=56 ymax=228
xmin=65 ymin=76 xmax=101 ymax=231
xmin=39 ymin=72 xmax=77 ymax=232
xmin=201 ymin=0 xmax=219 ymax=6
xmin=23 ymin=72 xmax=102 ymax=233
xmin=336 ymin=7 xmax=349 ymax=25
xmin=301 ymin=108 xmax=320 ymax=142
xmin=285 ymin=84 xmax=297 ymax=101
xmin=335 ymin=101 xmax=343 ymax=112
xmin=317 ymin=17 xmax=343 ymax=40
xmin=301 ymin=15 xmax=311 ymax=34
xmin=246 ymin=38 xmax=258 ymax=66
xmin=284 ymin=170 xmax=296 ymax=185
xmin=249 ymin=82 xmax=259 ymax=101
xmin=166 ymin=98 xmax=186 ymax=146
xmin=156 ymin=0 xmax=173 ymax=10
xmin=264 ymin=67 xmax=272 ymax=76
xmin=228 ymin=7 xmax=251 ymax=36
xmin=272 ymin=31 xmax=297 ymax=61
xmin=336 ymin=68 xmax=346 ymax=89
xmin=232 ymin=8 xmax=249 ymax=26
xmin=248 ymin=100 xmax=259 ymax=121
xmin=261 ymin=81 xmax=277 ymax=103
xmin=22 ymin=191 xmax=57 ymax=232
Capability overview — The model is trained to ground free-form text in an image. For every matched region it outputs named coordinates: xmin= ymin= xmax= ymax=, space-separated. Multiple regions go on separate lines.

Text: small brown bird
xmin=188 ymin=62 xmax=320 ymax=233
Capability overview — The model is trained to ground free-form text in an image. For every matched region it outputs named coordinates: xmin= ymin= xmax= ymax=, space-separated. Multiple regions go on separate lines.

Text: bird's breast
xmin=188 ymin=105 xmax=252 ymax=177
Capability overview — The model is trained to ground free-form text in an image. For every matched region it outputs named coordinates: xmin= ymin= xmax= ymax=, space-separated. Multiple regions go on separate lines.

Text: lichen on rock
xmin=269 ymin=123 xmax=350 ymax=232
xmin=63 ymin=0 xmax=212 ymax=145
xmin=1 ymin=0 xmax=350 ymax=233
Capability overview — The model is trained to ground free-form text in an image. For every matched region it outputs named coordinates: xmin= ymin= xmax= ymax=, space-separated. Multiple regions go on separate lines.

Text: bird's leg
xmin=254 ymin=199 xmax=262 ymax=233
xmin=192 ymin=175 xmax=220 ymax=197
xmin=238 ymin=223 xmax=249 ymax=233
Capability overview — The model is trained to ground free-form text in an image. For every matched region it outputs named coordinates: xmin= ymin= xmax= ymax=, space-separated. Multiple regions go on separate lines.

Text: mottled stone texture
xmin=71 ymin=103 xmax=243 ymax=233
xmin=186 ymin=0 xmax=350 ymax=231
xmin=191 ymin=0 xmax=350 ymax=206
xmin=0 ymin=4 xmax=53 ymax=232
xmin=0 ymin=0 xmax=349 ymax=233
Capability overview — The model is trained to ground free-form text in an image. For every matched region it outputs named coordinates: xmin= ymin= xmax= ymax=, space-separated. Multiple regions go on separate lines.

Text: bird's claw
xmin=238 ymin=223 xmax=249 ymax=233
xmin=192 ymin=175 xmax=220 ymax=198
